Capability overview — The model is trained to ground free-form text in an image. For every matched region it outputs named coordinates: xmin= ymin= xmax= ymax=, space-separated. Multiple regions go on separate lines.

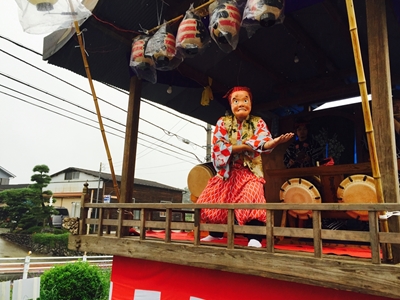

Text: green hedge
xmin=32 ymin=232 xmax=69 ymax=248
xmin=40 ymin=261 xmax=110 ymax=300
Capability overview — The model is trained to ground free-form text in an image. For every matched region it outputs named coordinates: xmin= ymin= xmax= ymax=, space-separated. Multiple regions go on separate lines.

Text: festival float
xmin=15 ymin=0 xmax=400 ymax=299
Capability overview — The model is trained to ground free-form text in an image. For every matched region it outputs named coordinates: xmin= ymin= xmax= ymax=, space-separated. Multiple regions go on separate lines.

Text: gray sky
xmin=0 ymin=0 xmax=210 ymax=190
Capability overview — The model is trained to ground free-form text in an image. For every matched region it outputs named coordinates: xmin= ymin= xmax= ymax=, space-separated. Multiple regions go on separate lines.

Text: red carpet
xmin=145 ymin=230 xmax=377 ymax=259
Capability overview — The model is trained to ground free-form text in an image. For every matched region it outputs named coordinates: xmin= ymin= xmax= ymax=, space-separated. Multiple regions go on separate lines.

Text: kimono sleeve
xmin=212 ymin=118 xmax=232 ymax=169
xmin=246 ymin=118 xmax=273 ymax=153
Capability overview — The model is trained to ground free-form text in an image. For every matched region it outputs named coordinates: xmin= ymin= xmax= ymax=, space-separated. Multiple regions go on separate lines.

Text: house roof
xmin=0 ymin=184 xmax=30 ymax=192
xmin=0 ymin=166 xmax=16 ymax=178
xmin=51 ymin=167 xmax=183 ymax=192
xmin=43 ymin=0 xmax=400 ymax=124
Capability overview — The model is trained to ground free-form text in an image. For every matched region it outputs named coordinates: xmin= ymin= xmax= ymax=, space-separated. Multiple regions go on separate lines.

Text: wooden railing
xmin=78 ymin=202 xmax=400 ymax=264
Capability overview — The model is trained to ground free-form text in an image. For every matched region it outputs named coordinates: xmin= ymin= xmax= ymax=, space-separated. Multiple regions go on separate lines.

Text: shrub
xmin=40 ymin=261 xmax=110 ymax=300
xmin=21 ymin=226 xmax=43 ymax=234
xmin=32 ymin=232 xmax=69 ymax=248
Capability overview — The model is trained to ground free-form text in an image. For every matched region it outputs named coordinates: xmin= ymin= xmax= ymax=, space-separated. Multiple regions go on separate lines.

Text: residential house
xmin=0 ymin=166 xmax=30 ymax=193
xmin=47 ymin=167 xmax=184 ymax=218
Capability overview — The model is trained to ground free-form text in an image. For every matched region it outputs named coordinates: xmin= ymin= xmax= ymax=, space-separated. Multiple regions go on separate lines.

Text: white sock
xmin=247 ymin=239 xmax=262 ymax=248
xmin=200 ymin=235 xmax=223 ymax=242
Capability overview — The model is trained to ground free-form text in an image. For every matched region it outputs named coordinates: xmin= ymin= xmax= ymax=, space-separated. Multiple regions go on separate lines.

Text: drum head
xmin=187 ymin=163 xmax=216 ymax=199
xmin=280 ymin=178 xmax=321 ymax=220
xmin=337 ymin=174 xmax=377 ymax=221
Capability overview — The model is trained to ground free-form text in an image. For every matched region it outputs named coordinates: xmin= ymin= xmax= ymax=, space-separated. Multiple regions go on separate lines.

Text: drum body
xmin=337 ymin=174 xmax=377 ymax=221
xmin=187 ymin=162 xmax=216 ymax=202
xmin=280 ymin=178 xmax=322 ymax=220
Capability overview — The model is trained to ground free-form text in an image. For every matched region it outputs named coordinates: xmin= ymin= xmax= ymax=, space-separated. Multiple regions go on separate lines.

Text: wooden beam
xmin=366 ymin=0 xmax=400 ymax=262
xmin=120 ymin=76 xmax=141 ymax=227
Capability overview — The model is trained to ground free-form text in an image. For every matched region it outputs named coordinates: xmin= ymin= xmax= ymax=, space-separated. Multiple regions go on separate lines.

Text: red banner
xmin=110 ymin=256 xmax=390 ymax=300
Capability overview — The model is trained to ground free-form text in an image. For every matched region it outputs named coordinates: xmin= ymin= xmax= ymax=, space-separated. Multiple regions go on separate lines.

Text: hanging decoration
xmin=176 ymin=4 xmax=210 ymax=58
xmin=14 ymin=0 xmax=91 ymax=34
xmin=126 ymin=0 xmax=285 ymax=87
xmin=201 ymin=77 xmax=214 ymax=106
xmin=130 ymin=35 xmax=157 ymax=84
xmin=242 ymin=0 xmax=285 ymax=36
xmin=145 ymin=23 xmax=183 ymax=71
xmin=208 ymin=0 xmax=242 ymax=53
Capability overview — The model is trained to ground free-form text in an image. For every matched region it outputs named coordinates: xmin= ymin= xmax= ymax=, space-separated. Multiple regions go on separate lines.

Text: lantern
xmin=242 ymin=0 xmax=285 ymax=36
xmin=129 ymin=35 xmax=157 ymax=84
xmin=208 ymin=0 xmax=242 ymax=53
xmin=176 ymin=4 xmax=210 ymax=58
xmin=146 ymin=23 xmax=183 ymax=71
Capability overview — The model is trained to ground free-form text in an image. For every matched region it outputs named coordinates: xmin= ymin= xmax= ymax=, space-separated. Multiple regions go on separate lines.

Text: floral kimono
xmin=197 ymin=114 xmax=274 ymax=225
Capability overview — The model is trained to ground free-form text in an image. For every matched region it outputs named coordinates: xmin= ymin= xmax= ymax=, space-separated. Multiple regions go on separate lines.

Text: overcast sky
xmin=0 ymin=0 xmax=210 ymax=190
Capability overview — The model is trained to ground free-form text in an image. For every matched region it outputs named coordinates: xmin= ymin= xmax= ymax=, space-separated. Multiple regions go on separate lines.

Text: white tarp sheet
xmin=15 ymin=0 xmax=91 ymax=34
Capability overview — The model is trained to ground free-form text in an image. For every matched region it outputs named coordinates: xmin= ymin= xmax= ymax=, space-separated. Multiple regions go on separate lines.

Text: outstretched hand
xmin=275 ymin=132 xmax=295 ymax=145
xmin=263 ymin=132 xmax=294 ymax=150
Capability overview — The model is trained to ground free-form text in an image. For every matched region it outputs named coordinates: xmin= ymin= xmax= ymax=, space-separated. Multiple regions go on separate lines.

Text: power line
xmin=0 ymin=72 xmax=204 ymax=160
xmin=137 ymin=137 xmax=199 ymax=162
xmin=0 ymin=36 xmax=208 ymax=130
xmin=0 ymin=89 xmax=201 ymax=162
xmin=0 ymin=45 xmax=125 ymax=113
xmin=0 ymin=35 xmax=207 ymax=164
xmin=0 ymin=46 xmax=206 ymax=148
xmin=138 ymin=134 xmax=202 ymax=162
xmin=140 ymin=118 xmax=205 ymax=149
xmin=0 ymin=72 xmax=126 ymax=128
xmin=0 ymin=90 xmax=124 ymax=139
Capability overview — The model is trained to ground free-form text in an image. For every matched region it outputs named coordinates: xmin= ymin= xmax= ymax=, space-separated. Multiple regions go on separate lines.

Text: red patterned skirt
xmin=196 ymin=163 xmax=267 ymax=225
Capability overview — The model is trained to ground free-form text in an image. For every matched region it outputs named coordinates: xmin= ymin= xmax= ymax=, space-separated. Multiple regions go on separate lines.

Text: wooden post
xmin=368 ymin=211 xmax=381 ymax=264
xmin=266 ymin=210 xmax=274 ymax=253
xmin=165 ymin=208 xmax=172 ymax=243
xmin=97 ymin=208 xmax=103 ymax=237
xmin=312 ymin=210 xmax=322 ymax=259
xmin=366 ymin=0 xmax=400 ymax=263
xmin=119 ymin=76 xmax=142 ymax=237
xmin=79 ymin=182 xmax=90 ymax=235
xmin=194 ymin=209 xmax=201 ymax=246
xmin=227 ymin=209 xmax=235 ymax=249
xmin=345 ymin=0 xmax=392 ymax=261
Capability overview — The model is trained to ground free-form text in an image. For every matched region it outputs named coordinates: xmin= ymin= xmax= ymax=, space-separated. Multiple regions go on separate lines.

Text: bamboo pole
xmin=345 ymin=0 xmax=392 ymax=261
xmin=68 ymin=1 xmax=120 ymax=201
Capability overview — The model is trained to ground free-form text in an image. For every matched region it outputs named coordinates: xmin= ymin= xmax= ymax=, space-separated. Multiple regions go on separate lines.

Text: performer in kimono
xmin=197 ymin=86 xmax=294 ymax=247
xmin=283 ymin=119 xmax=324 ymax=169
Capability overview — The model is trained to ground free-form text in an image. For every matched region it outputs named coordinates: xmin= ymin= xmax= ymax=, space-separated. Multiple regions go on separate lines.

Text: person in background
xmin=197 ymin=86 xmax=293 ymax=248
xmin=283 ymin=119 xmax=324 ymax=169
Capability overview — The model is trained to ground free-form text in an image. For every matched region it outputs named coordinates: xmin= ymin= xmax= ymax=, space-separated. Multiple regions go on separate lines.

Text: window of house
xmin=159 ymin=200 xmax=172 ymax=217
xmin=64 ymin=171 xmax=80 ymax=180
